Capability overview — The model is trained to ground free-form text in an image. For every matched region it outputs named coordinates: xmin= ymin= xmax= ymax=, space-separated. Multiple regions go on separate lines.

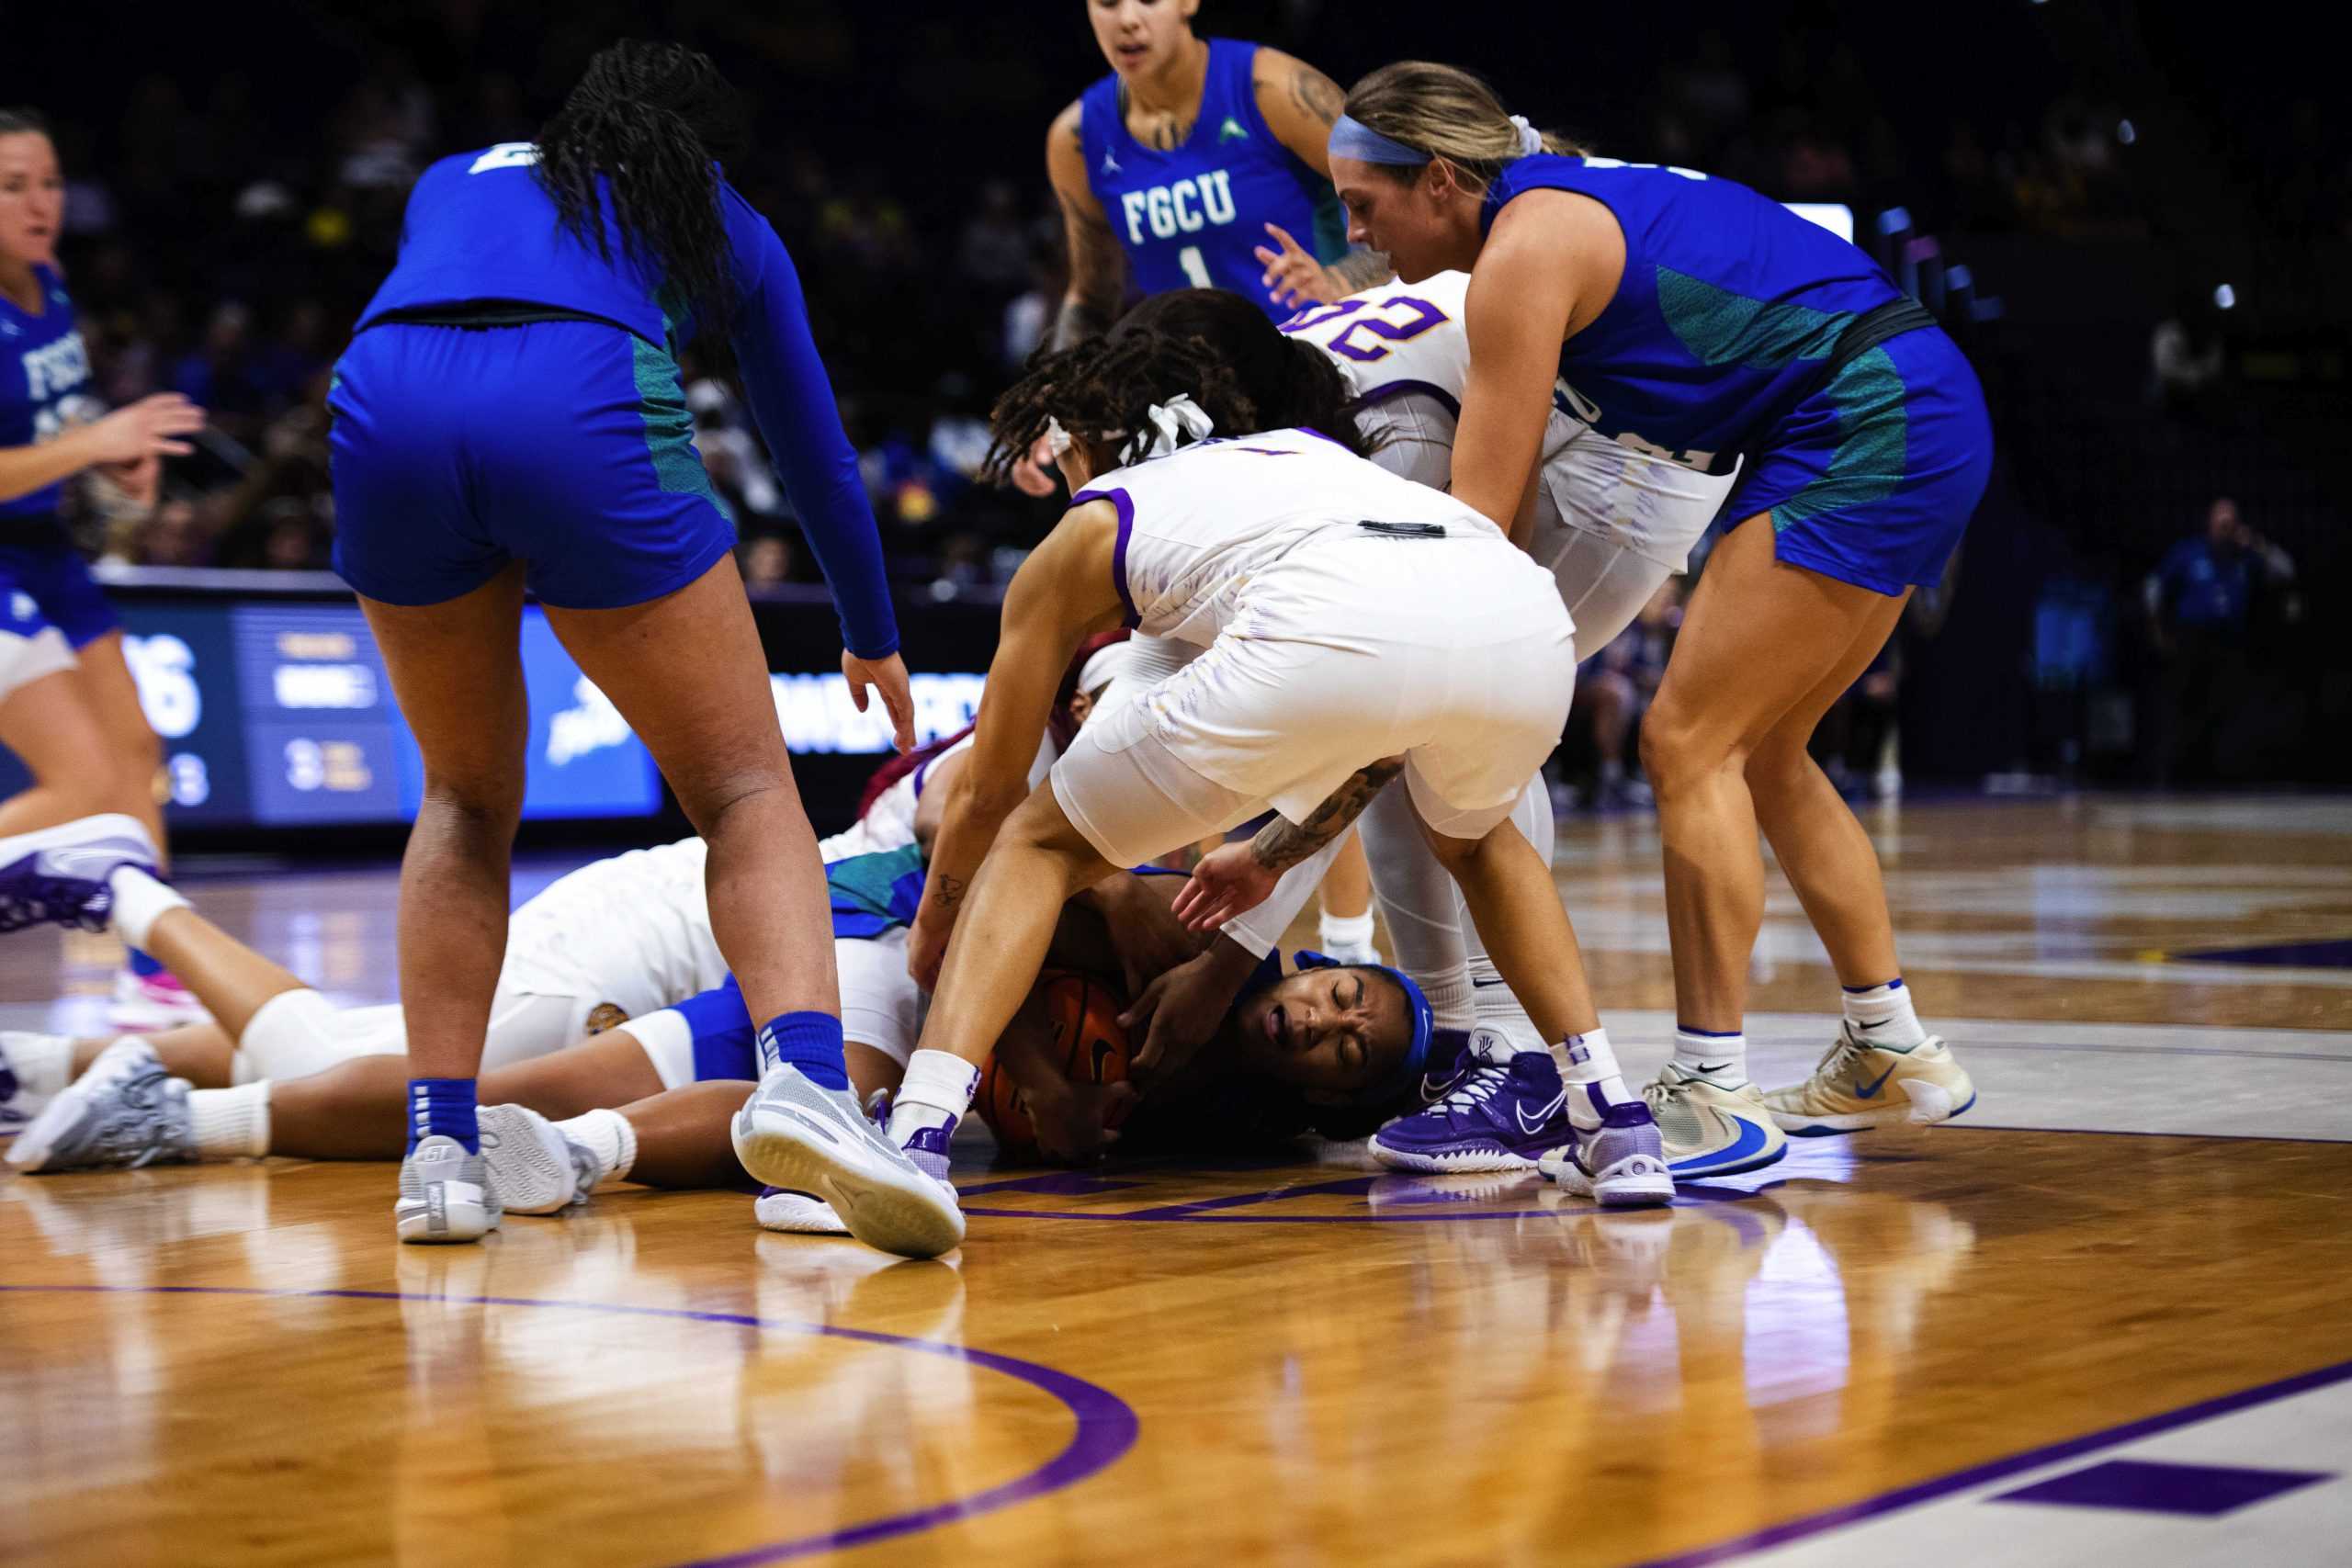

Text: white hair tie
xmin=1043 ymin=414 xmax=1074 ymax=458
xmin=1119 ymin=394 xmax=1216 ymax=465
xmin=1508 ymin=114 xmax=1544 ymax=158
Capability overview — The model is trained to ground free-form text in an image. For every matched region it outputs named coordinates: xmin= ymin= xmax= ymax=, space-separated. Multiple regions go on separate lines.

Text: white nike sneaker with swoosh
xmin=1762 ymin=1027 xmax=1975 ymax=1135
xmin=0 ymin=814 xmax=161 ymax=934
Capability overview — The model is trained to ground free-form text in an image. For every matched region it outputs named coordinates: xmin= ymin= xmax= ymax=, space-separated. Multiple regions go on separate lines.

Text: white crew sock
xmin=1554 ymin=1027 xmax=1635 ymax=1127
xmin=0 ymin=1031 xmax=76 ymax=1100
xmin=1672 ymin=1027 xmax=1748 ymax=1087
xmin=555 ymin=1107 xmax=638 ymax=1183
xmin=187 ymin=1081 xmax=272 ymax=1159
xmin=1317 ymin=909 xmax=1377 ymax=955
xmin=1842 ymin=979 xmax=1928 ymax=1049
xmin=1417 ymin=964 xmax=1476 ymax=1032
xmin=106 ymin=865 xmax=190 ymax=953
xmin=1466 ymin=955 xmax=1544 ymax=1052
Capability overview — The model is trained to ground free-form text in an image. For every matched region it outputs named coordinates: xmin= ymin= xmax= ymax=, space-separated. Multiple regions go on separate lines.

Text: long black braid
xmin=534 ymin=41 xmax=746 ymax=334
xmin=983 ymin=293 xmax=1373 ymax=485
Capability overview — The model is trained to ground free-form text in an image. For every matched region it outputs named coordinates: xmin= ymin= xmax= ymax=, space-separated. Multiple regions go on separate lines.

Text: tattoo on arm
xmin=931 ymin=874 xmax=968 ymax=911
xmin=1288 ymin=62 xmax=1345 ymax=129
xmin=1327 ymin=248 xmax=1395 ymax=291
xmin=1247 ymin=759 xmax=1405 ymax=874
xmin=1053 ymin=195 xmax=1125 ymax=349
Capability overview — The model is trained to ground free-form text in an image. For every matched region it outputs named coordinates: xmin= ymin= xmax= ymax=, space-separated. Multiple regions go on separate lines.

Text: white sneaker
xmin=0 ymin=814 xmax=161 ymax=934
xmin=754 ymin=1188 xmax=853 ymax=1235
xmin=479 ymin=1104 xmax=601 ymax=1215
xmin=5 ymin=1038 xmax=194 ymax=1172
xmin=395 ymin=1135 xmax=501 ymax=1244
xmin=732 ymin=1066 xmax=965 ymax=1259
xmin=107 ymin=967 xmax=210 ymax=1032
xmin=1763 ymin=1028 xmax=1976 ymax=1134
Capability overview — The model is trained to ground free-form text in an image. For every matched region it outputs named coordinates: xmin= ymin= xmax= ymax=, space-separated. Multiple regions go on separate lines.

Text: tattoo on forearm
xmin=931 ymin=874 xmax=967 ymax=910
xmin=1054 ymin=195 xmax=1125 ymax=350
xmin=1327 ymin=249 xmax=1395 ymax=291
xmin=1248 ymin=760 xmax=1404 ymax=873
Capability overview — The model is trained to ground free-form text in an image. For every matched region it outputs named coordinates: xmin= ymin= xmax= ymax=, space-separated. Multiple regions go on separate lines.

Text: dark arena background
xmin=3 ymin=4 xmax=2348 ymax=1565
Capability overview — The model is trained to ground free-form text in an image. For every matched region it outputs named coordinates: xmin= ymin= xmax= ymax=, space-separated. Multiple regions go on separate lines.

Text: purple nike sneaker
xmin=1549 ymin=1087 xmax=1676 ymax=1209
xmin=0 ymin=814 xmax=161 ymax=934
xmin=1368 ymin=1031 xmax=1570 ymax=1173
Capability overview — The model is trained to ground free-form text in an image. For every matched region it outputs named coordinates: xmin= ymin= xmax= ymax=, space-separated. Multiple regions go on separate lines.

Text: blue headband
xmin=1329 ymin=114 xmax=1431 ymax=166
xmin=1293 ymin=949 xmax=1436 ymax=1108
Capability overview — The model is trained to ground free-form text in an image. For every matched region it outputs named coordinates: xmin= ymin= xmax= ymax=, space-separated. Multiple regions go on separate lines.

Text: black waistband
xmin=1823 ymin=296 xmax=1939 ymax=378
xmin=0 ymin=512 xmax=70 ymax=549
xmin=368 ymin=301 xmax=629 ymax=333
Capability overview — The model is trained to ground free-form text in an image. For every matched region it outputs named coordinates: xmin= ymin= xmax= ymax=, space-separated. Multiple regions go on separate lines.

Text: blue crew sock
xmin=127 ymin=947 xmax=164 ymax=978
xmin=758 ymin=1010 xmax=849 ymax=1090
xmin=407 ymin=1077 xmax=480 ymax=1154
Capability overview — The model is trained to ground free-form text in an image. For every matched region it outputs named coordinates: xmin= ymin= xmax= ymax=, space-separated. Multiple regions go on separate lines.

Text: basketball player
xmin=1096 ymin=284 xmax=1781 ymax=1179
xmin=807 ymin=304 xmax=1670 ymax=1233
xmin=328 ymin=41 xmax=932 ymax=1246
xmin=1326 ymin=62 xmax=1984 ymax=1143
xmin=1 ymin=107 xmax=209 ymax=1028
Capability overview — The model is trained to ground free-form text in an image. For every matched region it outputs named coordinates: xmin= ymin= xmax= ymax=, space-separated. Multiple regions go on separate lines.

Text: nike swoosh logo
xmin=1516 ymin=1091 xmax=1567 ymax=1135
xmin=1091 ymin=1039 xmax=1116 ymax=1080
xmin=1852 ymin=1065 xmax=1898 ymax=1100
xmin=1696 ymin=1062 xmax=1734 ymax=1076
xmin=1668 ymin=1114 xmax=1776 ymax=1175
xmin=1472 ymin=976 xmax=1510 ymax=988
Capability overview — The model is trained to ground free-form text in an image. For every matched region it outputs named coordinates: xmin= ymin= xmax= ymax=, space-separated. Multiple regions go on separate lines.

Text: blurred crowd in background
xmin=8 ymin=0 xmax=2345 ymax=786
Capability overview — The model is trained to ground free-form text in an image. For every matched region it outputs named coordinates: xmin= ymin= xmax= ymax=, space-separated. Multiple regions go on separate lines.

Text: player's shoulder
xmin=1047 ymin=97 xmax=1091 ymax=177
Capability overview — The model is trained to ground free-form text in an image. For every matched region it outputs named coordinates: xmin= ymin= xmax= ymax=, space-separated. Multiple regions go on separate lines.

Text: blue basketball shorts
xmin=0 ymin=532 xmax=119 ymax=702
xmin=1722 ymin=324 xmax=1993 ymax=597
xmin=327 ymin=320 xmax=736 ymax=610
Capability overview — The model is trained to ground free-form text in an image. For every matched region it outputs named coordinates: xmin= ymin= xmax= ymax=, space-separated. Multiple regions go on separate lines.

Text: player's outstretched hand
xmin=1032 ymin=1080 xmax=1136 ymax=1165
xmin=1172 ymin=841 xmax=1278 ymax=932
xmin=1254 ymin=222 xmax=1343 ymax=312
xmin=85 ymin=393 xmax=206 ymax=466
xmin=1122 ymin=943 xmax=1247 ymax=1085
xmin=1011 ymin=434 xmax=1062 ymax=498
xmin=93 ymin=453 xmax=163 ymax=509
xmin=842 ymin=649 xmax=918 ymax=754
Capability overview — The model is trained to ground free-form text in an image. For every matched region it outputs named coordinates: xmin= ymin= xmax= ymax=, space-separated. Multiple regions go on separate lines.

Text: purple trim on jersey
xmin=1351 ymin=379 xmax=1462 ymax=420
xmin=1076 ymin=486 xmax=1140 ymax=627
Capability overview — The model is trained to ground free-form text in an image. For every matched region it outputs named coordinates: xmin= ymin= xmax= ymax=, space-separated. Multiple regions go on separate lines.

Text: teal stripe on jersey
xmin=628 ymin=335 xmax=723 ymax=502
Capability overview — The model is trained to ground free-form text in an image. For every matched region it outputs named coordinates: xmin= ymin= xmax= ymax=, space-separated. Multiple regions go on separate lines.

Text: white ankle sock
xmin=187 ymin=1081 xmax=272 ymax=1159
xmin=887 ymin=1048 xmax=979 ymax=1143
xmin=1672 ymin=1027 xmax=1748 ymax=1087
xmin=1 ymin=1031 xmax=76 ymax=1100
xmin=1842 ymin=980 xmax=1927 ymax=1048
xmin=1555 ymin=1028 xmax=1635 ymax=1126
xmin=1317 ymin=910 xmax=1376 ymax=953
xmin=555 ymin=1107 xmax=637 ymax=1183
xmin=106 ymin=866 xmax=190 ymax=953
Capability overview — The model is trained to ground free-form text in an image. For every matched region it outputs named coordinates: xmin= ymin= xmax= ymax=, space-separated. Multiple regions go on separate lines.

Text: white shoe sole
xmin=732 ymin=1109 xmax=965 ymax=1259
xmin=1770 ymin=1075 xmax=1978 ymax=1134
xmin=4 ymin=1041 xmax=153 ymax=1173
xmin=480 ymin=1106 xmax=582 ymax=1216
xmin=755 ymin=1190 xmax=853 ymax=1235
xmin=1366 ymin=1138 xmax=1543 ymax=1175
xmin=0 ymin=813 xmax=157 ymax=865
xmin=1552 ymin=1153 xmax=1676 ymax=1209
xmin=394 ymin=1181 xmax=497 ymax=1244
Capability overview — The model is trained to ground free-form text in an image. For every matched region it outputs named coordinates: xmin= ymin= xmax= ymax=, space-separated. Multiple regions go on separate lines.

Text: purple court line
xmin=963 ymin=1205 xmax=1539 ymax=1223
xmin=0 ymin=1282 xmax=1137 ymax=1567
xmin=1632 ymin=1354 xmax=2352 ymax=1568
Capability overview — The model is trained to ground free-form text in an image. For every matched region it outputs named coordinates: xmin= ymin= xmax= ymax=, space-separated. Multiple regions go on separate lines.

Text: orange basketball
xmin=975 ymin=973 xmax=1132 ymax=1156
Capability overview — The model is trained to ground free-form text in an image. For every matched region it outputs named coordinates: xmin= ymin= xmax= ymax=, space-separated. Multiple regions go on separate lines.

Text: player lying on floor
xmin=3 ymin=816 xmax=1433 ymax=1233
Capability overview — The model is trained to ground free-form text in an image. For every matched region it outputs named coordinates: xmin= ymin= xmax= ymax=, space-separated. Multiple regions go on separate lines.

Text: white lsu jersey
xmin=1073 ymin=427 xmax=1504 ymax=649
xmin=499 ymin=837 xmax=726 ymax=1021
xmin=1280 ymin=273 xmax=1734 ymax=575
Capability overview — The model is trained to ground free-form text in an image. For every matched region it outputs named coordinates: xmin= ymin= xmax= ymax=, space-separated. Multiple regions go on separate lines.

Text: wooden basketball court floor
xmin=4 ymin=795 xmax=2349 ymax=1566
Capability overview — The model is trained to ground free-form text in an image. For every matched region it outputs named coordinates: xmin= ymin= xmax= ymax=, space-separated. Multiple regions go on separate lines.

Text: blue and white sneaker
xmin=0 ymin=814 xmax=160 ymax=934
xmin=1541 ymin=1063 xmax=1786 ymax=1183
xmin=1368 ymin=1031 xmax=1569 ymax=1173
xmin=1546 ymin=1086 xmax=1675 ymax=1208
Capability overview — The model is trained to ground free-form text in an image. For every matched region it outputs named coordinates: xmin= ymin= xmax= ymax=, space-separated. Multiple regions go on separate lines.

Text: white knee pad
xmin=240 ymin=990 xmax=406 ymax=1082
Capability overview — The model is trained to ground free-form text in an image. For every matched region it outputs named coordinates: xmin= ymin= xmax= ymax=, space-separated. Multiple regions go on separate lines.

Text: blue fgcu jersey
xmin=1080 ymin=38 xmax=1345 ymax=321
xmin=0 ymin=265 xmax=98 ymax=520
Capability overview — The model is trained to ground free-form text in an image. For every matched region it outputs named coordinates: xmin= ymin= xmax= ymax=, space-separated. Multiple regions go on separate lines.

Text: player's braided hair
xmin=983 ymin=295 xmax=1371 ymax=485
xmin=535 ymin=41 xmax=745 ymax=335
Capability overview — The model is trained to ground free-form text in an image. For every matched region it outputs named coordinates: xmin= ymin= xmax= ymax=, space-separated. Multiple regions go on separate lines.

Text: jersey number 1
xmin=1178 ymin=245 xmax=1212 ymax=288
